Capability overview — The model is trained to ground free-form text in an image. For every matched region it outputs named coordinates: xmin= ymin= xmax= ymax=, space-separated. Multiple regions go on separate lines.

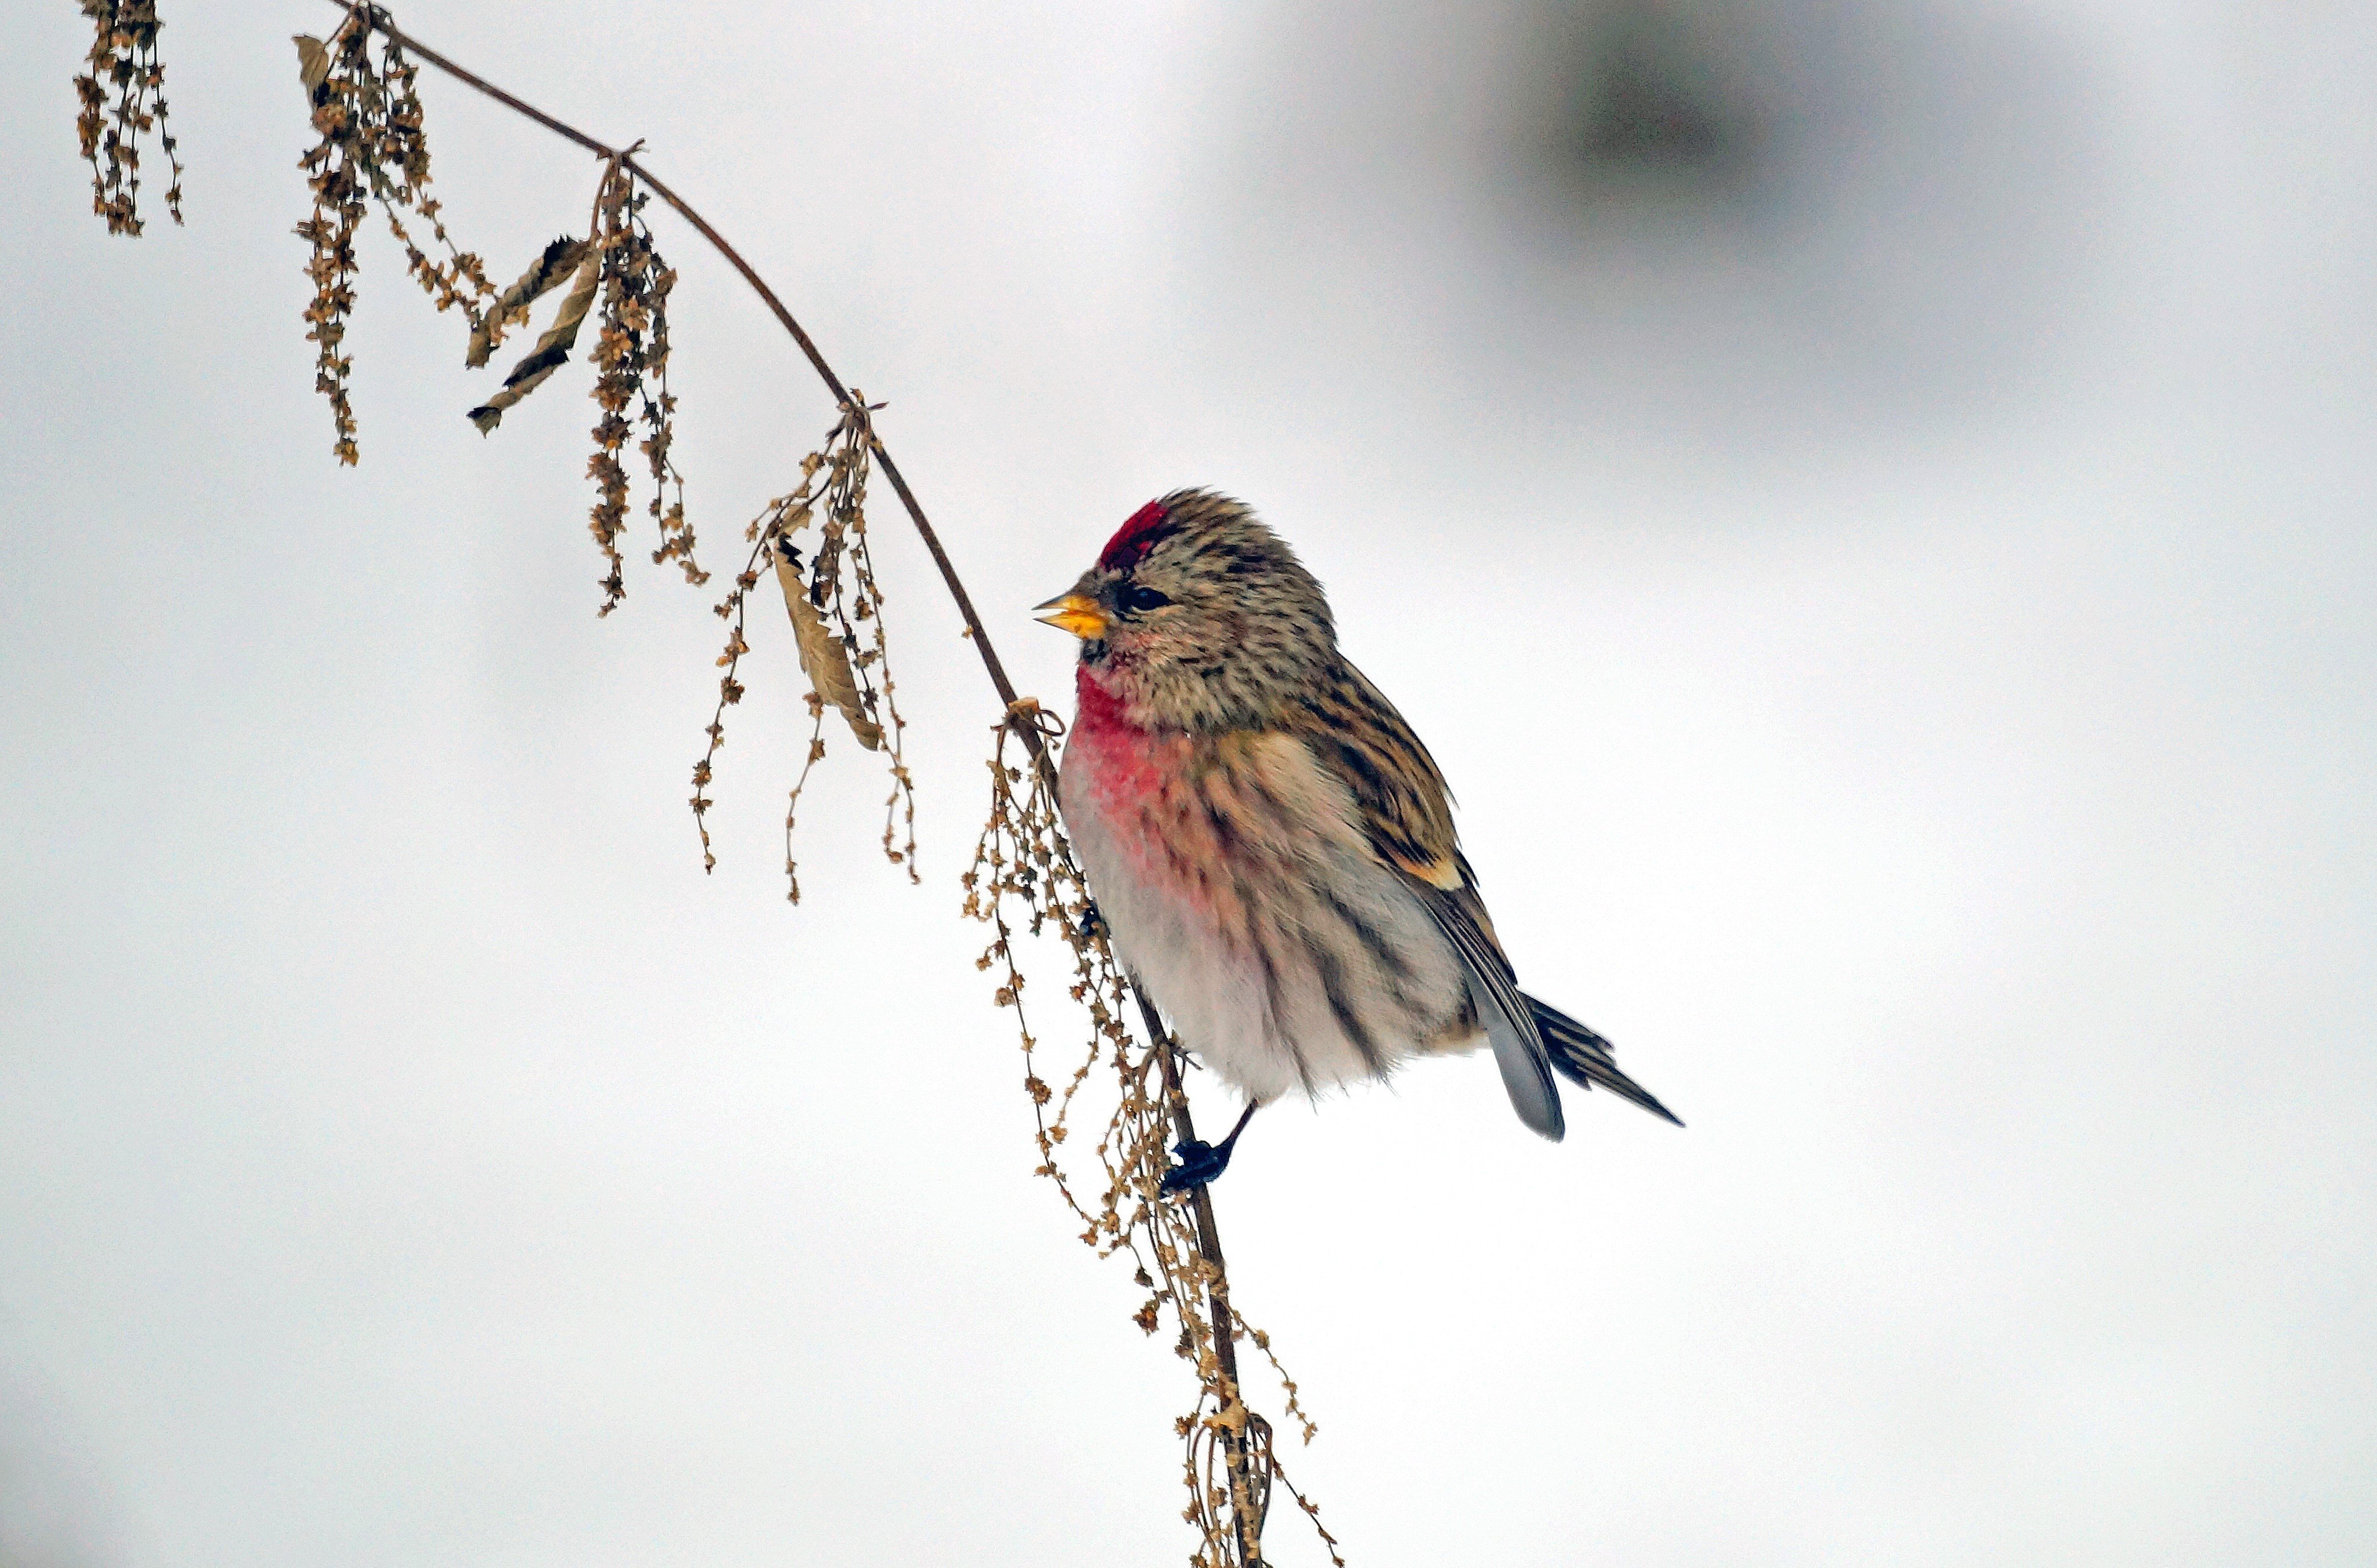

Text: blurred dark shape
xmin=1558 ymin=1 xmax=1765 ymax=194
xmin=1506 ymin=0 xmax=2107 ymax=426
xmin=1203 ymin=0 xmax=2103 ymax=441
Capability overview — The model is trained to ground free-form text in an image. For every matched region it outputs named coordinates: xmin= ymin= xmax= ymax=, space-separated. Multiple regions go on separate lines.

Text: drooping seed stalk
xmin=321 ymin=4 xmax=1273 ymax=1557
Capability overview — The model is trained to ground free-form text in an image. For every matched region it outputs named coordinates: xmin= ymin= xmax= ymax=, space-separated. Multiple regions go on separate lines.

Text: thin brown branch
xmin=327 ymin=4 xmax=1019 ymax=702
xmin=1158 ymin=1035 xmax=1267 ymax=1565
xmin=326 ymin=4 xmax=1270 ymax=1557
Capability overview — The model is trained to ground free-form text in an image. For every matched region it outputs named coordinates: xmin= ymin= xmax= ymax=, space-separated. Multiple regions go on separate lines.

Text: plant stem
xmin=329 ymin=4 xmax=1265 ymax=1557
xmin=1154 ymin=1026 xmax=1267 ymax=1564
xmin=330 ymin=4 xmax=1023 ymax=700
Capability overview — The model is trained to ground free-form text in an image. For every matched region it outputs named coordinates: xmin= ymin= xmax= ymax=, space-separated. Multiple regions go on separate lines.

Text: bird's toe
xmin=1160 ymin=1138 xmax=1231 ymax=1194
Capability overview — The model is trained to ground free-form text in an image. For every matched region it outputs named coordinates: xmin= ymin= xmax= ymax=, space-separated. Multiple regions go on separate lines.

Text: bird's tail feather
xmin=1523 ymin=995 xmax=1684 ymax=1127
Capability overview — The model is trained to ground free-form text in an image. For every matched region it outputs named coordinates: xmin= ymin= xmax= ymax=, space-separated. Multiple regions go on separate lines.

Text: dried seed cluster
xmin=295 ymin=16 xmax=496 ymax=463
xmin=461 ymin=160 xmax=706 ymax=614
xmin=71 ymin=4 xmax=1332 ymax=1558
xmin=74 ymin=1 xmax=183 ymax=237
xmin=964 ymin=710 xmax=1340 ymax=1567
xmin=586 ymin=164 xmax=702 ymax=614
xmin=694 ymin=403 xmax=915 ymax=899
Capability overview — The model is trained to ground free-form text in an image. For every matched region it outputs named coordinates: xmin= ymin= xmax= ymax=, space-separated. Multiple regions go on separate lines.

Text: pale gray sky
xmin=4 ymin=3 xmax=2372 ymax=1565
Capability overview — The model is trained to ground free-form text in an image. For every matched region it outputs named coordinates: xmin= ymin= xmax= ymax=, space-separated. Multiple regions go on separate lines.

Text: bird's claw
xmin=1161 ymin=1137 xmax=1232 ymax=1194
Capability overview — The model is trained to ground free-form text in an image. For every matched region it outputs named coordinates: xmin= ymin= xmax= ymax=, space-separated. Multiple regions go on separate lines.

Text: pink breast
xmin=1069 ymin=669 xmax=1240 ymax=934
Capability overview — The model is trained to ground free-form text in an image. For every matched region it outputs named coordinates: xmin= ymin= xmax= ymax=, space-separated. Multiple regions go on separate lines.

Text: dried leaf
xmin=293 ymin=34 xmax=331 ymax=97
xmin=775 ymin=545 xmax=881 ymax=751
xmin=467 ymin=249 xmax=599 ymax=433
xmin=467 ymin=234 xmax=589 ymax=368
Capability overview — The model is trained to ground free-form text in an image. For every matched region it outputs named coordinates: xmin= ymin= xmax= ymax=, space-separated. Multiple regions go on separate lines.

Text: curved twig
xmin=322 ymin=5 xmax=1266 ymax=1560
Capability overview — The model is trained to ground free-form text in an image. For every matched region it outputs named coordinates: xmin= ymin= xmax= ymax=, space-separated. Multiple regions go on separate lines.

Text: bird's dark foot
xmin=1161 ymin=1137 xmax=1235 ymax=1194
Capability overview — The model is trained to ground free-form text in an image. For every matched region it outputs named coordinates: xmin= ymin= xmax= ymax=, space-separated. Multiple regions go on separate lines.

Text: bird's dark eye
xmin=1120 ymin=584 xmax=1171 ymax=614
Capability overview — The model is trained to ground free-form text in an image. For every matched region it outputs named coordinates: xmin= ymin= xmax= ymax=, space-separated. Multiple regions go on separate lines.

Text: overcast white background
xmin=4 ymin=2 xmax=2372 ymax=1564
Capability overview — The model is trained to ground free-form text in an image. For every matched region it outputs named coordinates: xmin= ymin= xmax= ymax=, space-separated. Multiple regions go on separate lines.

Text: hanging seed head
xmin=961 ymin=705 xmax=1336 ymax=1566
xmin=583 ymin=161 xmax=703 ymax=615
xmin=76 ymin=2 xmax=183 ymax=238
xmin=292 ymin=16 xmax=496 ymax=463
xmin=690 ymin=406 xmax=913 ymax=899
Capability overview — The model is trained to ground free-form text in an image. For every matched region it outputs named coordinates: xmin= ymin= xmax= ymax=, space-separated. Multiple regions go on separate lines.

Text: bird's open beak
xmin=1034 ymin=591 xmax=1109 ymax=641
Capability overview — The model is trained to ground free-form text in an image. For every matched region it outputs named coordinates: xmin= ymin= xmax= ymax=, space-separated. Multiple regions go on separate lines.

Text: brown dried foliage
xmin=72 ymin=4 xmax=1334 ymax=1558
xmin=965 ymin=710 xmax=1342 ymax=1567
xmin=74 ymin=1 xmax=182 ymax=237
xmin=295 ymin=14 xmax=496 ymax=463
xmin=586 ymin=162 xmax=702 ymax=615
xmin=694 ymin=403 xmax=915 ymax=900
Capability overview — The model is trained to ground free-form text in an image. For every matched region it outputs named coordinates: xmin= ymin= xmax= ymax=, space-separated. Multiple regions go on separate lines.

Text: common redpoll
xmin=1037 ymin=490 xmax=1679 ymax=1190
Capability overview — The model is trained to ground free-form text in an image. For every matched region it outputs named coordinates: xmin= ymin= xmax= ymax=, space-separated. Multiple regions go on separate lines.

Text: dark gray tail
xmin=1523 ymin=995 xmax=1684 ymax=1128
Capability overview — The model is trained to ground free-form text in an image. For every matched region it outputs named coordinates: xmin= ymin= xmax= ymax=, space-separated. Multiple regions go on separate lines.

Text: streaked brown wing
xmin=1288 ymin=660 xmax=1565 ymax=1140
xmin=1292 ymin=660 xmax=1465 ymax=889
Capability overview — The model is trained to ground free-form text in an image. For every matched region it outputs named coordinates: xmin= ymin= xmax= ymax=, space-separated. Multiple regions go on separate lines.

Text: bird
xmin=1035 ymin=489 xmax=1680 ymax=1191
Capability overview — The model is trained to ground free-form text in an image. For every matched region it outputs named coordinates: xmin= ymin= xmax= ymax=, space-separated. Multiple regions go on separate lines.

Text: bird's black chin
xmin=1080 ymin=638 xmax=1110 ymax=666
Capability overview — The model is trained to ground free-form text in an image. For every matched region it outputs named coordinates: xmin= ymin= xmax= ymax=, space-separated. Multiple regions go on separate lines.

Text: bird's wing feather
xmin=1300 ymin=661 xmax=1465 ymax=888
xmin=1290 ymin=660 xmax=1565 ymax=1140
xmin=1425 ymin=882 xmax=1565 ymax=1140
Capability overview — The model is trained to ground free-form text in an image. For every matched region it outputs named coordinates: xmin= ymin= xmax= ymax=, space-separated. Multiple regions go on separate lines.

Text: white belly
xmin=1059 ymin=726 xmax=1476 ymax=1106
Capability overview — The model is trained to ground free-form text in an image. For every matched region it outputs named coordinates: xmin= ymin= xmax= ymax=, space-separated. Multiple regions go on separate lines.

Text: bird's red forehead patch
xmin=1098 ymin=499 xmax=1174 ymax=573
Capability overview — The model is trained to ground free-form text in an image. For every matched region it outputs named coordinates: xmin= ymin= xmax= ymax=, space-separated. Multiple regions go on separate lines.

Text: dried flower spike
xmin=691 ymin=404 xmax=914 ymax=899
xmin=75 ymin=1 xmax=183 ymax=237
xmin=95 ymin=6 xmax=1311 ymax=1556
xmin=585 ymin=158 xmax=702 ymax=614
xmin=293 ymin=15 xmax=497 ymax=462
xmin=962 ymin=708 xmax=1333 ymax=1566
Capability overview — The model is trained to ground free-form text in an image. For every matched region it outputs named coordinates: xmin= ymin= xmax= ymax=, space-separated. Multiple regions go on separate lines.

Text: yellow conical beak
xmin=1034 ymin=591 xmax=1109 ymax=640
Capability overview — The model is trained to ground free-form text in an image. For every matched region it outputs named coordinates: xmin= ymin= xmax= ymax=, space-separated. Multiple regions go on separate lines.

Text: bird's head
xmin=1036 ymin=489 xmax=1335 ymax=730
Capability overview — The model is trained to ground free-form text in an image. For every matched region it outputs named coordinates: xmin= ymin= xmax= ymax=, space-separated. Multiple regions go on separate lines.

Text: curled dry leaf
xmin=467 ymin=248 xmax=599 ymax=433
xmin=294 ymin=34 xmax=331 ymax=95
xmin=776 ymin=543 xmax=882 ymax=751
xmin=469 ymin=235 xmax=589 ymax=369
xmin=689 ymin=408 xmax=911 ymax=895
